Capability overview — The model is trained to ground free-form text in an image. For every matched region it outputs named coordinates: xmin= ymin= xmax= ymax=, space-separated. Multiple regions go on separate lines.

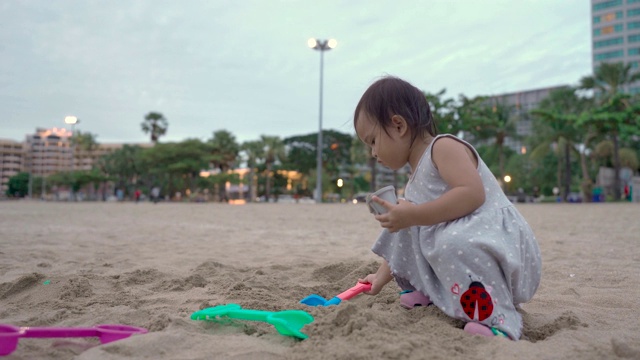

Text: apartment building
xmin=25 ymin=127 xmax=75 ymax=177
xmin=0 ymin=128 xmax=151 ymax=197
xmin=591 ymin=0 xmax=640 ymax=92
xmin=488 ymin=85 xmax=568 ymax=153
xmin=0 ymin=139 xmax=24 ymax=194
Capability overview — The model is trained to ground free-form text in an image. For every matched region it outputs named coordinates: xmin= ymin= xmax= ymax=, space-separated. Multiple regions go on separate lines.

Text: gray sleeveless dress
xmin=371 ymin=134 xmax=542 ymax=339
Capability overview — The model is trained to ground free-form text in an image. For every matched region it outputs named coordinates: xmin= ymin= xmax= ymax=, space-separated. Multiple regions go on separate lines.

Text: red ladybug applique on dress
xmin=460 ymin=281 xmax=494 ymax=321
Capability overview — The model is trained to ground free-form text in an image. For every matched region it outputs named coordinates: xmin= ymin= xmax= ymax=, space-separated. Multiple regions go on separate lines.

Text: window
xmin=629 ymin=21 xmax=640 ymax=29
xmin=629 ymin=48 xmax=640 ymax=55
xmin=593 ymin=0 xmax=622 ymax=11
xmin=606 ymin=12 xmax=622 ymax=21
xmin=629 ymin=0 xmax=640 ymax=4
xmin=628 ymin=8 xmax=640 ymax=16
xmin=595 ymin=24 xmax=624 ymax=36
xmin=594 ymin=49 xmax=624 ymax=60
xmin=629 ymin=33 xmax=640 ymax=42
xmin=594 ymin=36 xmax=624 ymax=47
xmin=630 ymin=61 xmax=639 ymax=68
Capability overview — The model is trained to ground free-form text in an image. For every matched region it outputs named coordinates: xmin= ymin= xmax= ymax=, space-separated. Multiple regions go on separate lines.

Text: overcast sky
xmin=0 ymin=0 xmax=591 ymax=145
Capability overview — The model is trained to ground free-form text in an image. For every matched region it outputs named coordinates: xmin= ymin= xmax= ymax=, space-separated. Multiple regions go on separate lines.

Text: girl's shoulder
xmin=430 ymin=134 xmax=480 ymax=169
xmin=431 ymin=134 xmax=477 ymax=155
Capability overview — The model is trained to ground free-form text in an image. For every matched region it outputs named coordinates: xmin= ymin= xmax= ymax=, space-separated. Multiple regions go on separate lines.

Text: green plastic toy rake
xmin=190 ymin=303 xmax=314 ymax=340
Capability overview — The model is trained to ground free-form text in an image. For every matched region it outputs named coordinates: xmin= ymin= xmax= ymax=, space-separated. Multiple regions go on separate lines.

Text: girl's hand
xmin=357 ymin=274 xmax=385 ymax=295
xmin=372 ymin=197 xmax=414 ymax=232
xmin=358 ymin=261 xmax=394 ymax=295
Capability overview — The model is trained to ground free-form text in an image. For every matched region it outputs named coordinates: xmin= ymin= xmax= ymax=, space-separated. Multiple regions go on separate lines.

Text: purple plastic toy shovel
xmin=300 ymin=282 xmax=372 ymax=306
xmin=0 ymin=324 xmax=148 ymax=356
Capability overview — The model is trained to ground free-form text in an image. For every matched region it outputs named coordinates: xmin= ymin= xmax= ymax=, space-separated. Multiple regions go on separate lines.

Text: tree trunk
xmin=498 ymin=144 xmax=505 ymax=180
xmin=564 ymin=142 xmax=571 ymax=202
xmin=265 ymin=163 xmax=272 ymax=202
xmin=247 ymin=168 xmax=254 ymax=202
xmin=612 ymin=133 xmax=621 ymax=200
xmin=556 ymin=152 xmax=562 ymax=202
xmin=579 ymin=151 xmax=593 ymax=203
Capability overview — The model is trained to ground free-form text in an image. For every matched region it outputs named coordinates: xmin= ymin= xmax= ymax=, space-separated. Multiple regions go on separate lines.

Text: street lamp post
xmin=27 ymin=141 xmax=33 ymax=199
xmin=64 ymin=116 xmax=79 ymax=171
xmin=64 ymin=116 xmax=79 ymax=201
xmin=308 ymin=38 xmax=337 ymax=204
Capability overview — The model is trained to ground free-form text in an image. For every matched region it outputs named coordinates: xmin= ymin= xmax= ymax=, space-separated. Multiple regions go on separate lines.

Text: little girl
xmin=354 ymin=76 xmax=541 ymax=340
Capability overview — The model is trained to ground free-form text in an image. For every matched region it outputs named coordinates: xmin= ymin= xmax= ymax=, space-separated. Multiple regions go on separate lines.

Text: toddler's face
xmin=355 ymin=112 xmax=407 ymax=170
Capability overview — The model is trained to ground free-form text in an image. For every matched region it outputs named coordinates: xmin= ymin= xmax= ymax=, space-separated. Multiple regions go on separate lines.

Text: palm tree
xmin=580 ymin=62 xmax=640 ymax=199
xmin=209 ymin=130 xmax=240 ymax=171
xmin=464 ymin=97 xmax=518 ymax=180
xmin=425 ymin=88 xmax=461 ymax=135
xmin=209 ymin=130 xmax=240 ymax=201
xmin=260 ymin=135 xmax=286 ymax=202
xmin=530 ymin=87 xmax=593 ymax=201
xmin=141 ymin=112 xmax=168 ymax=143
xmin=71 ymin=131 xmax=99 ymax=199
xmin=241 ymin=140 xmax=265 ymax=202
xmin=579 ymin=93 xmax=640 ymax=199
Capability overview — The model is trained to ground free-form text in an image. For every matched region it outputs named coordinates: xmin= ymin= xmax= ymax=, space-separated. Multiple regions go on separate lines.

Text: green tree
xmin=425 ymin=89 xmax=462 ymax=135
xmin=282 ymin=130 xmax=353 ymax=198
xmin=259 ymin=135 xmax=286 ymax=201
xmin=209 ymin=130 xmax=240 ymax=171
xmin=71 ymin=131 xmax=100 ymax=198
xmin=578 ymin=93 xmax=640 ymax=199
xmin=349 ymin=135 xmax=372 ymax=195
xmin=282 ymin=133 xmax=317 ymax=175
xmin=463 ymin=97 xmax=518 ymax=179
xmin=208 ymin=130 xmax=240 ymax=200
xmin=580 ymin=62 xmax=640 ymax=199
xmin=142 ymin=139 xmax=211 ymax=199
xmin=530 ymin=87 xmax=592 ymax=201
xmin=97 ymin=145 xmax=145 ymax=197
xmin=141 ymin=112 xmax=168 ymax=143
xmin=5 ymin=172 xmax=29 ymax=197
xmin=241 ymin=140 xmax=265 ymax=202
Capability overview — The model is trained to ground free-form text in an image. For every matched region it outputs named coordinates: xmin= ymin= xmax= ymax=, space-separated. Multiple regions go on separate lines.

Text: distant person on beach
xmin=134 ymin=189 xmax=141 ymax=203
xmin=353 ymin=76 xmax=541 ymax=340
xmin=151 ymin=186 xmax=160 ymax=204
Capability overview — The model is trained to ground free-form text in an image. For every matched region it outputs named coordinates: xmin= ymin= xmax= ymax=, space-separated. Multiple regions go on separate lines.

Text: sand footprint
xmin=522 ymin=310 xmax=586 ymax=342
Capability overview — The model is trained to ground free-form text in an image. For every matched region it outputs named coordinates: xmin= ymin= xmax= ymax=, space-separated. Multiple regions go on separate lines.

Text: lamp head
xmin=64 ymin=116 xmax=79 ymax=125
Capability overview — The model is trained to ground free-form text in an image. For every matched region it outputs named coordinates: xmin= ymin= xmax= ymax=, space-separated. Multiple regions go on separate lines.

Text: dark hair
xmin=353 ymin=76 xmax=437 ymax=146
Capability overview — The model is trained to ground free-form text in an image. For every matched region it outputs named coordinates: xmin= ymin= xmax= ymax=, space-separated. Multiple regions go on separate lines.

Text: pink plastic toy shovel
xmin=300 ymin=282 xmax=372 ymax=306
xmin=0 ymin=324 xmax=148 ymax=356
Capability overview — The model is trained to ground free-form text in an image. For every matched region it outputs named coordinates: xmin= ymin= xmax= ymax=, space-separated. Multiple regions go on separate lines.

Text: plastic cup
xmin=366 ymin=185 xmax=397 ymax=215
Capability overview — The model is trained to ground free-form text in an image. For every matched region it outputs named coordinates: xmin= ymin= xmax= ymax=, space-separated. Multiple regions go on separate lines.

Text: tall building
xmin=591 ymin=0 xmax=640 ymax=92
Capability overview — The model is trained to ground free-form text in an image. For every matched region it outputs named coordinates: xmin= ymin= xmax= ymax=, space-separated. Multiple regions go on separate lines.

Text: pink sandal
xmin=399 ymin=290 xmax=432 ymax=309
xmin=464 ymin=322 xmax=509 ymax=338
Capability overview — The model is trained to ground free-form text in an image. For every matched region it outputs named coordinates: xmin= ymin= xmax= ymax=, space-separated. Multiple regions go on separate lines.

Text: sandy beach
xmin=0 ymin=201 xmax=639 ymax=359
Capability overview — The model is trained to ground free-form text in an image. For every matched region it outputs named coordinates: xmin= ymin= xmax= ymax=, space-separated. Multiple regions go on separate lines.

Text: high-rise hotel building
xmin=591 ymin=0 xmax=640 ymax=92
